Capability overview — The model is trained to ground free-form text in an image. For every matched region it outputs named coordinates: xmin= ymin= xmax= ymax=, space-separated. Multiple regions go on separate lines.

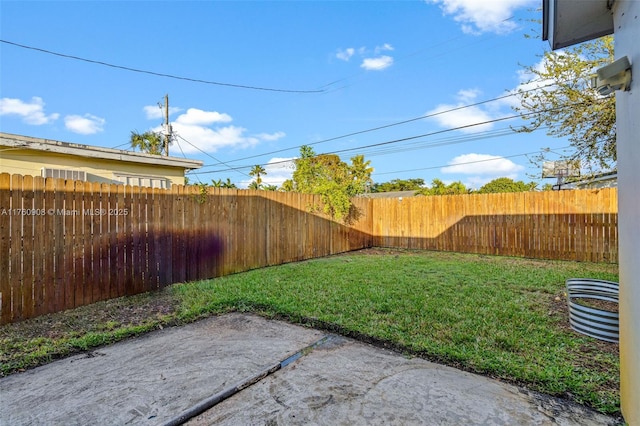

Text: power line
xmin=0 ymin=39 xmax=325 ymax=94
xmin=189 ymin=105 xmax=576 ymax=176
xmin=191 ymin=97 xmax=589 ymax=178
xmin=175 ymin=134 xmax=251 ymax=178
xmin=172 ymin=135 xmax=205 ymax=184
xmin=374 ymin=139 xmax=608 ymax=177
xmin=373 ymin=146 xmax=573 ymax=177
xmin=197 ymin=80 xmax=562 ymax=169
xmin=358 ymin=127 xmax=523 ymax=159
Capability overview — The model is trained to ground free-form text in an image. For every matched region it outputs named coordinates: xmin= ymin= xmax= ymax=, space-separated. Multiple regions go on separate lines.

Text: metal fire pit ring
xmin=566 ymin=278 xmax=619 ymax=343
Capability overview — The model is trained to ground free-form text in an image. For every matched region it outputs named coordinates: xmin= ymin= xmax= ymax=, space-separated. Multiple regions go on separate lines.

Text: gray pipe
xmin=161 ymin=335 xmax=332 ymax=426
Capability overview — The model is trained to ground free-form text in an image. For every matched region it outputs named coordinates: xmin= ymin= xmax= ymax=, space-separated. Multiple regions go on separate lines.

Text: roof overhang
xmin=543 ymin=0 xmax=614 ymax=50
xmin=0 ymin=132 xmax=203 ymax=170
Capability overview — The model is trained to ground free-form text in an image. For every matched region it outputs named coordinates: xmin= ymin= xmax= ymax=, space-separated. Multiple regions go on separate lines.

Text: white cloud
xmin=146 ymin=105 xmax=283 ymax=154
xmin=336 ymin=44 xmax=394 ymax=71
xmin=166 ymin=123 xmax=259 ymax=154
xmin=442 ymin=153 xmax=523 ymax=176
xmin=336 ymin=47 xmax=355 ymax=61
xmin=254 ymin=131 xmax=286 ymax=142
xmin=374 ymin=43 xmax=394 ymax=54
xmin=361 ymin=55 xmax=394 ymax=71
xmin=174 ymin=108 xmax=232 ymax=125
xmin=426 ymin=89 xmax=500 ymax=133
xmin=463 ymin=176 xmax=496 ymax=189
xmin=143 ymin=105 xmax=182 ymax=120
xmin=64 ymin=114 xmax=105 ymax=134
xmin=427 ymin=0 xmax=535 ymax=34
xmin=0 ymin=96 xmax=59 ymax=125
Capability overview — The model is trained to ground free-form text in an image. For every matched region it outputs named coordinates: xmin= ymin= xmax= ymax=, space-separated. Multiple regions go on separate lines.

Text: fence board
xmin=10 ymin=175 xmax=24 ymax=320
xmin=79 ymin=183 xmax=90 ymax=303
xmin=21 ymin=176 xmax=34 ymax=320
xmin=62 ymin=179 xmax=75 ymax=310
xmin=99 ymin=184 xmax=112 ymax=299
xmin=108 ymin=184 xmax=119 ymax=298
xmin=0 ymin=174 xmax=10 ymax=323
xmin=149 ymin=187 xmax=160 ymax=289
xmin=32 ymin=176 xmax=46 ymax=317
xmin=131 ymin=185 xmax=142 ymax=294
xmin=122 ymin=185 xmax=134 ymax=295
xmin=115 ymin=185 xmax=126 ymax=297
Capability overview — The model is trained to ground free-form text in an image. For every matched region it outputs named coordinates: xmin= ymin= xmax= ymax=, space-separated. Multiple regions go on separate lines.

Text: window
xmin=113 ymin=173 xmax=169 ymax=189
xmin=42 ymin=168 xmax=86 ymax=181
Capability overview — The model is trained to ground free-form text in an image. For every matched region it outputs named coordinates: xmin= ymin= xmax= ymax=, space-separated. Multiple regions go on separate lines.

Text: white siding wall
xmin=614 ymin=1 xmax=640 ymax=423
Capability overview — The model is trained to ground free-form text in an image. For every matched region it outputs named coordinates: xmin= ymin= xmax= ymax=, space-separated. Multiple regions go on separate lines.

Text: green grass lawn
xmin=0 ymin=249 xmax=620 ymax=415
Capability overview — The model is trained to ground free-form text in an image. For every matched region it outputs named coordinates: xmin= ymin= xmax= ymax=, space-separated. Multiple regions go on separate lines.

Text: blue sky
xmin=0 ymin=0 xmax=571 ymax=189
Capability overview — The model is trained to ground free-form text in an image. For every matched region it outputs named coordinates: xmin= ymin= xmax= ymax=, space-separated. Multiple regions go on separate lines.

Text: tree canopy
xmin=249 ymin=165 xmax=266 ymax=188
xmin=282 ymin=146 xmax=373 ymax=221
xmin=476 ymin=177 xmax=537 ymax=194
xmin=371 ymin=178 xmax=425 ymax=193
xmin=211 ymin=178 xmax=237 ymax=189
xmin=418 ymin=179 xmax=469 ymax=196
xmin=513 ymin=36 xmax=616 ymax=171
xmin=130 ymin=130 xmax=164 ymax=155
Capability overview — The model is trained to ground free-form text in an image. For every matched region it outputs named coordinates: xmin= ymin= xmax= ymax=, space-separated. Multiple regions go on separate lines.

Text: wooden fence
xmin=0 ymin=174 xmax=372 ymax=324
xmin=0 ymin=172 xmax=618 ymax=324
xmin=372 ymin=188 xmax=618 ymax=263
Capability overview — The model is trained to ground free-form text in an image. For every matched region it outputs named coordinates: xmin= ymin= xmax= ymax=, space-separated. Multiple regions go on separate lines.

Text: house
xmin=0 ymin=132 xmax=202 ymax=188
xmin=544 ymin=1 xmax=638 ymax=423
xmin=359 ymin=190 xmax=420 ymax=199
xmin=561 ymin=172 xmax=617 ymax=190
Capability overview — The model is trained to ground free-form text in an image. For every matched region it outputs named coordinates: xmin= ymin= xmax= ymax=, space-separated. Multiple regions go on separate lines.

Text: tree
xmin=418 ymin=178 xmax=469 ymax=196
xmin=212 ymin=178 xmax=237 ymax=189
xmin=348 ymin=154 xmax=374 ymax=194
xmin=247 ymin=181 xmax=260 ymax=190
xmin=221 ymin=178 xmax=237 ymax=189
xmin=540 ymin=183 xmax=554 ymax=191
xmin=130 ymin=130 xmax=164 ymax=155
xmin=287 ymin=146 xmax=373 ymax=221
xmin=371 ymin=178 xmax=425 ymax=193
xmin=476 ymin=177 xmax=538 ymax=194
xmin=280 ymin=179 xmax=294 ymax=192
xmin=249 ymin=165 xmax=266 ymax=188
xmin=513 ymin=36 xmax=616 ymax=171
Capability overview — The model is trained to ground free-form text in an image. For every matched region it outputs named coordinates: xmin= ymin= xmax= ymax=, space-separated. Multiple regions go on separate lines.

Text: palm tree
xmin=248 ymin=181 xmax=260 ymax=190
xmin=249 ymin=165 xmax=266 ymax=188
xmin=130 ymin=130 xmax=164 ymax=155
xmin=221 ymin=178 xmax=237 ymax=189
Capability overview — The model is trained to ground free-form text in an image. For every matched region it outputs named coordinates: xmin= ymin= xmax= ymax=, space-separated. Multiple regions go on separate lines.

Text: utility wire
xmin=373 ymin=146 xmax=573 ymax=177
xmin=0 ymin=39 xmax=324 ymax=94
xmin=176 ymin=134 xmax=251 ymax=178
xmin=360 ymin=127 xmax=524 ymax=159
xmin=172 ymin=136 xmax=205 ymax=184
xmin=374 ymin=140 xmax=606 ymax=177
xmin=197 ymin=79 xmax=565 ymax=169
xmin=190 ymin=104 xmax=579 ymax=176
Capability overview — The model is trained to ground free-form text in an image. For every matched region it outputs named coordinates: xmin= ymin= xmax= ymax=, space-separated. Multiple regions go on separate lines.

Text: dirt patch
xmin=548 ymin=291 xmax=619 ymax=372
xmin=0 ymin=289 xmax=178 ymax=341
xmin=0 ymin=288 xmax=180 ymax=377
